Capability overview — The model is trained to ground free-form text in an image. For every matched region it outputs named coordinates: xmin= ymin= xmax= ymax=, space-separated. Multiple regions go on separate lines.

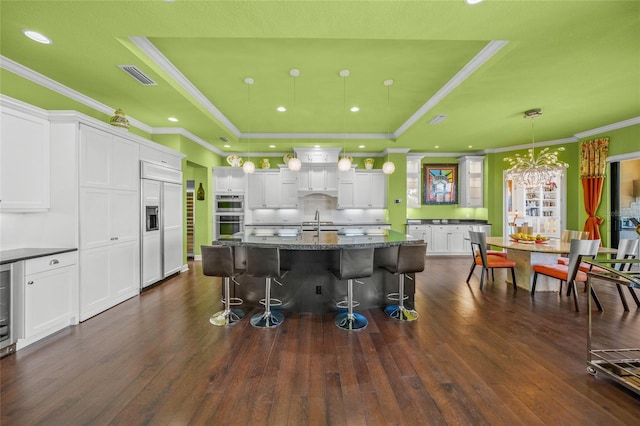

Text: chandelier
xmin=504 ymin=109 xmax=568 ymax=188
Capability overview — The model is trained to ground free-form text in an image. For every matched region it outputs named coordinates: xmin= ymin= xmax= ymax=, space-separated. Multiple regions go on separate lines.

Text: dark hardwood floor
xmin=2 ymin=256 xmax=639 ymax=425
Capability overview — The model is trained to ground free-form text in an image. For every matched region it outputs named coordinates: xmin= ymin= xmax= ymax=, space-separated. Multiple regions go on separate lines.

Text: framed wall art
xmin=424 ymin=164 xmax=458 ymax=205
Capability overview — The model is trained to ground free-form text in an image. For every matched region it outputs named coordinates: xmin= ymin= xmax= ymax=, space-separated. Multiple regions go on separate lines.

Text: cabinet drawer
xmin=408 ymin=225 xmax=425 ymax=231
xmin=26 ymin=252 xmax=78 ymax=275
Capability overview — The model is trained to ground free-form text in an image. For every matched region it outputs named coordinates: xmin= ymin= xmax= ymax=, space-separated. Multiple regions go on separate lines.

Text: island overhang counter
xmin=214 ymin=230 xmax=423 ymax=313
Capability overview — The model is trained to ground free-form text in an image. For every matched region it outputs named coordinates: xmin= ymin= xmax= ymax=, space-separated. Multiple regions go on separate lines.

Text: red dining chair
xmin=532 ymin=239 xmax=601 ymax=312
xmin=466 ymin=231 xmax=517 ymax=290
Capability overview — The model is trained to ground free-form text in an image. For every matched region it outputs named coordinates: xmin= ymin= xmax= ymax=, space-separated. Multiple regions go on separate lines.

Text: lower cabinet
xmin=406 ymin=223 xmax=490 ymax=255
xmin=79 ymin=240 xmax=139 ymax=321
xmin=17 ymin=252 xmax=79 ymax=349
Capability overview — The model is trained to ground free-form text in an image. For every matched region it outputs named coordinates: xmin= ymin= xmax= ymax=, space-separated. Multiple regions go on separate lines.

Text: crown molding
xmin=243 ymin=132 xmax=392 ymax=140
xmin=0 ymin=55 xmax=152 ymax=134
xmin=130 ymin=37 xmax=241 ymax=137
xmin=574 ymin=116 xmax=640 ymax=139
xmin=395 ymin=40 xmax=509 ymax=138
xmin=152 ymin=127 xmax=226 ymax=156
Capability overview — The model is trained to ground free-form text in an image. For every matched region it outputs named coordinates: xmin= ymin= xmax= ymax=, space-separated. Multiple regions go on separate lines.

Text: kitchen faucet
xmin=315 ymin=210 xmax=321 ymax=237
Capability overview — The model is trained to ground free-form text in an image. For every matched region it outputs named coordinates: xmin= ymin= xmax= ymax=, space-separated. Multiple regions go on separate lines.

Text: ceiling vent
xmin=118 ymin=65 xmax=157 ymax=86
xmin=219 ymin=136 xmax=230 ymax=142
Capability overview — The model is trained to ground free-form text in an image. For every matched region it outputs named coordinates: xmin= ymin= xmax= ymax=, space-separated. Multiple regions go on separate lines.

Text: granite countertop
xmin=0 ymin=248 xmax=78 ymax=265
xmin=217 ymin=230 xmax=420 ymax=250
xmin=406 ymin=219 xmax=490 ymax=225
xmin=245 ymin=223 xmax=391 ymax=227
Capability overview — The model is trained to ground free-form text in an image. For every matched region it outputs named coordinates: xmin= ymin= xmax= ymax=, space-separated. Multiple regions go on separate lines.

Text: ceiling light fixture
xmin=504 ymin=108 xmax=569 ymax=188
xmin=277 ymin=106 xmax=286 ymax=112
xmin=224 ymin=144 xmax=231 ymax=148
xmin=22 ymin=29 xmax=52 ymax=44
xmin=269 ymin=145 xmax=276 ymax=148
xmin=465 ymin=0 xmax=484 ymax=5
xmin=168 ymin=117 xmax=178 ymax=122
xmin=242 ymin=77 xmax=256 ymax=174
xmin=337 ymin=69 xmax=353 ymax=172
xmin=382 ymin=79 xmax=395 ymax=175
xmin=287 ymin=68 xmax=302 ymax=172
xmin=359 ymin=145 xmax=365 ymax=149
xmin=350 ymin=106 xmax=360 ymax=112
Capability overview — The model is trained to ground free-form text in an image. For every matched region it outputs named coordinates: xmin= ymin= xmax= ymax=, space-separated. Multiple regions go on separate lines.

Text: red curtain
xmin=582 ymin=177 xmax=604 ymax=241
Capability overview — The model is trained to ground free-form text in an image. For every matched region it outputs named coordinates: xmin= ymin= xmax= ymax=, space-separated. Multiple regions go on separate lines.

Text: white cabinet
xmin=279 ymin=168 xmax=299 ymax=208
xmin=459 ymin=156 xmax=484 ymax=207
xmin=298 ymin=165 xmax=338 ymax=192
xmin=79 ymin=240 xmax=138 ymax=321
xmin=353 ymin=170 xmax=387 ymax=208
xmin=78 ymin=124 xmax=139 ymax=321
xmin=337 ymin=168 xmax=355 ymax=209
xmin=294 ymin=147 xmax=341 ymax=163
xmin=79 ymin=188 xmax=138 ymax=250
xmin=0 ymin=106 xmax=50 ymax=211
xmin=406 ymin=225 xmax=432 ymax=249
xmin=140 ymin=144 xmax=182 ymax=169
xmin=430 ymin=225 xmax=468 ymax=255
xmin=248 ymin=171 xmax=281 ymax=209
xmin=18 ymin=252 xmax=78 ymax=348
xmin=79 ymin=124 xmax=138 ymax=191
xmin=406 ymin=156 xmax=423 ymax=208
xmin=213 ymin=167 xmax=245 ymax=194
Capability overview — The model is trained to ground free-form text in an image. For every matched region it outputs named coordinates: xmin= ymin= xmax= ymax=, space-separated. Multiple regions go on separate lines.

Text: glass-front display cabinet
xmin=503 ymin=170 xmax=566 ymax=238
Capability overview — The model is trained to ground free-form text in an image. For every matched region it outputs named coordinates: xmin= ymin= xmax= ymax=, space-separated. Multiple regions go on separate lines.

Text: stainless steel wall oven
xmin=215 ymin=194 xmax=244 ymax=212
xmin=215 ymin=214 xmax=244 ymax=239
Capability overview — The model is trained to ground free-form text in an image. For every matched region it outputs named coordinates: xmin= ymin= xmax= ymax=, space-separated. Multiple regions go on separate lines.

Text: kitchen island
xmin=215 ymin=230 xmax=423 ymax=313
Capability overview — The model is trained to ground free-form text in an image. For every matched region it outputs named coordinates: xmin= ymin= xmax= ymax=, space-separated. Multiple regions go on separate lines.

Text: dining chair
xmin=532 ymin=239 xmax=601 ymax=312
xmin=466 ymin=231 xmax=517 ymax=290
xmin=585 ymin=239 xmax=639 ymax=311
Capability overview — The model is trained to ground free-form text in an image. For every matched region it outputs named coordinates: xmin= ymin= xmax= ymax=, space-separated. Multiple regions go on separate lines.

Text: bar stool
xmin=382 ymin=243 xmax=426 ymax=321
xmin=201 ymin=245 xmax=244 ymax=326
xmin=331 ymin=247 xmax=375 ymax=331
xmin=246 ymin=246 xmax=288 ymax=328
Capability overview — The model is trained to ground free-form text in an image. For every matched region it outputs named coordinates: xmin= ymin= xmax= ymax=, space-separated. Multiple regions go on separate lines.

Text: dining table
xmin=485 ymin=236 xmax=617 ymax=292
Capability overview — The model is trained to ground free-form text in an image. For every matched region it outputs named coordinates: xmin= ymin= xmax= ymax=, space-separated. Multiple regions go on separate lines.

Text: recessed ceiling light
xmin=435 ymin=145 xmax=440 ymax=149
xmin=350 ymin=106 xmax=360 ymax=112
xmin=468 ymin=145 xmax=473 ymax=148
xmin=22 ymin=30 xmax=52 ymax=44
xmin=223 ymin=144 xmax=231 ymax=148
xmin=168 ymin=117 xmax=178 ymax=122
xmin=269 ymin=145 xmax=276 ymax=148
xmin=465 ymin=0 xmax=484 ymax=5
xmin=314 ymin=145 xmax=321 ymax=148
xmin=359 ymin=145 xmax=365 ymax=149
xmin=277 ymin=106 xmax=286 ymax=112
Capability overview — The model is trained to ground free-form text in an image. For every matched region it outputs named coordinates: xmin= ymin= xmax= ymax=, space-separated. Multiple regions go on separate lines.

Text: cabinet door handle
xmin=49 ymin=259 xmax=59 ymax=265
xmin=27 ymin=280 xmax=34 ymax=285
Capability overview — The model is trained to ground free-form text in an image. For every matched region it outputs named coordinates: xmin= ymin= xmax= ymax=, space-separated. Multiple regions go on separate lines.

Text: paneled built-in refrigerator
xmin=141 ymin=161 xmax=183 ymax=289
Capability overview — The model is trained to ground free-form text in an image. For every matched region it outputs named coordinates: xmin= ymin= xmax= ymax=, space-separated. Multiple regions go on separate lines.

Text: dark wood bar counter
xmin=215 ymin=230 xmax=423 ymax=313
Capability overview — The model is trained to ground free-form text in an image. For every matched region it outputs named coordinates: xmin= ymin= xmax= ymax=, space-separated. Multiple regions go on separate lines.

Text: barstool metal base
xmin=250 ymin=310 xmax=284 ymax=328
xmin=210 ymin=308 xmax=245 ymax=326
xmin=334 ymin=312 xmax=368 ymax=330
xmin=384 ymin=305 xmax=418 ymax=321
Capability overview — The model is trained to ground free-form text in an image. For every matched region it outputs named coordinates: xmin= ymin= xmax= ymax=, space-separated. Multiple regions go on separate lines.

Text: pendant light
xmin=287 ymin=69 xmax=302 ymax=172
xmin=504 ymin=109 xmax=568 ymax=188
xmin=337 ymin=69 xmax=352 ymax=172
xmin=242 ymin=77 xmax=256 ymax=174
xmin=382 ymin=79 xmax=396 ymax=175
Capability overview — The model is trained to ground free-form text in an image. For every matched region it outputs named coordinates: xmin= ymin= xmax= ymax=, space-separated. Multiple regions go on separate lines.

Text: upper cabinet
xmin=337 ymin=168 xmax=355 ymax=209
xmin=0 ymin=105 xmax=51 ymax=211
xmin=298 ymin=164 xmax=338 ymax=193
xmin=139 ymin=144 xmax=182 ymax=170
xmin=213 ymin=167 xmax=246 ymax=194
xmin=353 ymin=170 xmax=387 ymax=208
xmin=248 ymin=170 xmax=281 ymax=209
xmin=79 ymin=124 xmax=139 ymax=191
xmin=279 ymin=168 xmax=299 ymax=208
xmin=458 ymin=156 xmax=484 ymax=208
xmin=406 ymin=156 xmax=423 ymax=208
xmin=294 ymin=147 xmax=341 ymax=164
